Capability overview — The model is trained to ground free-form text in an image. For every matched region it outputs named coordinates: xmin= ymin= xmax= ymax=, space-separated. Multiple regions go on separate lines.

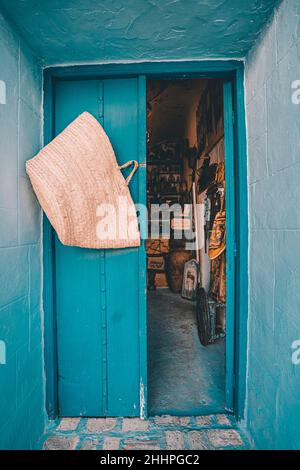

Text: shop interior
xmin=146 ymin=79 xmax=227 ymax=415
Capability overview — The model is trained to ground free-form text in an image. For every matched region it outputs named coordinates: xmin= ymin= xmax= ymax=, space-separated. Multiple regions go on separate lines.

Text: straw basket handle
xmin=119 ymin=160 xmax=139 ymax=185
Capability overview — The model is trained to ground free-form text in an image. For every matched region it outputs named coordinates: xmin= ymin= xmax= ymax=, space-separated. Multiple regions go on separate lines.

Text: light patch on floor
xmin=148 ymin=289 xmax=225 ymax=415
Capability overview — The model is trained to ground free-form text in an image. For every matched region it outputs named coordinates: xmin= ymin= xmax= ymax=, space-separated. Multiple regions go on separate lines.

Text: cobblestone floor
xmin=41 ymin=414 xmax=251 ymax=450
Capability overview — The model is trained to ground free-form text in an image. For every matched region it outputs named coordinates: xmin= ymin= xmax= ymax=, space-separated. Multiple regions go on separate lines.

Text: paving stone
xmin=123 ymin=438 xmax=161 ymax=450
xmin=41 ymin=416 xmax=247 ymax=451
xmin=86 ymin=418 xmax=116 ymax=433
xmin=188 ymin=431 xmax=209 ymax=450
xmin=57 ymin=417 xmax=80 ymax=431
xmin=102 ymin=437 xmax=120 ymax=450
xmin=122 ymin=418 xmax=149 ymax=432
xmin=196 ymin=415 xmax=213 ymax=426
xmin=165 ymin=431 xmax=184 ymax=450
xmin=216 ymin=414 xmax=231 ymax=427
xmin=81 ymin=439 xmax=98 ymax=450
xmin=43 ymin=436 xmax=79 ymax=450
xmin=207 ymin=429 xmax=244 ymax=448
xmin=179 ymin=417 xmax=190 ymax=426
xmin=155 ymin=415 xmax=180 ymax=426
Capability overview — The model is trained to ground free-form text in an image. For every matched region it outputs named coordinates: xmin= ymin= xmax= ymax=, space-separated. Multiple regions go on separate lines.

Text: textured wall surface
xmin=0 ymin=0 xmax=278 ymax=66
xmin=0 ymin=13 xmax=45 ymax=449
xmin=245 ymin=0 xmax=300 ymax=450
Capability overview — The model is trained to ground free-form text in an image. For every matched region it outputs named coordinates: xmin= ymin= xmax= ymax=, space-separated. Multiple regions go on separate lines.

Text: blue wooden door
xmin=54 ymin=78 xmax=147 ymax=417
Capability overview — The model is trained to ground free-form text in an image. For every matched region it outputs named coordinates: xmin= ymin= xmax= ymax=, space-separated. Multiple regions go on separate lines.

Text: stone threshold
xmin=40 ymin=414 xmax=251 ymax=450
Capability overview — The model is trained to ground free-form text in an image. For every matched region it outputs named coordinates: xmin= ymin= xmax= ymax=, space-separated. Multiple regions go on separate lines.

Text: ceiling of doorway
xmin=0 ymin=0 xmax=278 ymax=66
xmin=147 ymin=79 xmax=205 ymax=145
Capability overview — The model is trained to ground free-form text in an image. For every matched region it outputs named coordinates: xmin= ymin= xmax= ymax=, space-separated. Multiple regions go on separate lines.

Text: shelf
xmin=148 ymin=194 xmax=181 ymax=198
xmin=147 ymin=160 xmax=181 ymax=166
xmin=160 ymin=192 xmax=181 ymax=196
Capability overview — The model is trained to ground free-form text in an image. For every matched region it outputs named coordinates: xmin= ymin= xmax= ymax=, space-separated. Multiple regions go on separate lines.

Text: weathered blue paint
xmin=103 ymin=78 xmax=145 ymax=417
xmin=137 ymin=76 xmax=148 ymax=418
xmin=223 ymin=81 xmax=236 ymax=412
xmin=43 ymin=73 xmax=59 ymax=419
xmin=43 ymin=60 xmax=249 ymax=421
xmin=0 ymin=0 xmax=278 ymax=66
xmin=53 ymin=79 xmax=106 ymax=416
xmin=54 ymin=80 xmax=105 ymax=418
xmin=52 ymin=77 xmax=146 ymax=417
xmin=0 ymin=79 xmax=6 ymax=103
xmin=0 ymin=340 xmax=6 ymax=364
xmin=0 ymin=12 xmax=45 ymax=449
xmin=245 ymin=0 xmax=300 ymax=449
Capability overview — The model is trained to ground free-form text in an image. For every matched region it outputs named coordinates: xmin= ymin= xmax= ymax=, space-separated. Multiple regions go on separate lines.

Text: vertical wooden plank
xmin=54 ymin=80 xmax=104 ymax=416
xmin=53 ymin=77 xmax=146 ymax=417
xmin=43 ymin=73 xmax=59 ymax=418
xmin=55 ymin=244 xmax=104 ymax=416
xmin=103 ymin=78 xmax=141 ymax=416
xmin=233 ymin=66 xmax=248 ymax=420
xmin=137 ymin=76 xmax=147 ymax=418
xmin=223 ymin=81 xmax=236 ymax=412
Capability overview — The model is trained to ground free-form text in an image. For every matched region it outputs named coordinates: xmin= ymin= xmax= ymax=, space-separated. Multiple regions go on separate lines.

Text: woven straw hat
xmin=26 ymin=112 xmax=140 ymax=249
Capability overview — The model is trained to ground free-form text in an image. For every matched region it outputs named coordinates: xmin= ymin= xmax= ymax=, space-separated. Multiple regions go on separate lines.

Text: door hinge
xmin=98 ymin=99 xmax=103 ymax=119
xmin=234 ymin=242 xmax=237 ymax=257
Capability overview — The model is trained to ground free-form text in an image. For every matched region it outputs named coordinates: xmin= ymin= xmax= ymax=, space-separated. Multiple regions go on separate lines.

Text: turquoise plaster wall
xmin=0 ymin=12 xmax=45 ymax=449
xmin=0 ymin=0 xmax=278 ymax=66
xmin=245 ymin=0 xmax=300 ymax=450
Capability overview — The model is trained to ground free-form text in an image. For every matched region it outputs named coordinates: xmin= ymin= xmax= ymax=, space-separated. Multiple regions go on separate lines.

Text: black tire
xmin=196 ymin=287 xmax=211 ymax=346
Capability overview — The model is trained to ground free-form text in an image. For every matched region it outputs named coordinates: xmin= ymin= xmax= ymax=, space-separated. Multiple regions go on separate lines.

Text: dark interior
xmin=146 ymin=79 xmax=227 ymax=415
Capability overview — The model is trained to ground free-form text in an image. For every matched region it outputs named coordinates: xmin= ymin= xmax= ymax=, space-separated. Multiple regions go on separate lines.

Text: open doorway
xmin=146 ymin=79 xmax=228 ymax=415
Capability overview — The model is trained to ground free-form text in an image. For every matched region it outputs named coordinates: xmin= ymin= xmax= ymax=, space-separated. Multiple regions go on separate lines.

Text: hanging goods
xmin=210 ymin=252 xmax=226 ymax=304
xmin=215 ymin=162 xmax=225 ymax=184
xmin=198 ymin=160 xmax=217 ymax=193
xmin=26 ymin=112 xmax=140 ymax=249
xmin=196 ymin=192 xmax=226 ymax=346
xmin=208 ymin=210 xmax=226 ymax=260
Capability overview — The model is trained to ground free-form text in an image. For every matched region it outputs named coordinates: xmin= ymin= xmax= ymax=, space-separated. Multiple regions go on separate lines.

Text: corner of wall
xmin=0 ymin=10 xmax=46 ymax=449
xmin=243 ymin=0 xmax=300 ymax=449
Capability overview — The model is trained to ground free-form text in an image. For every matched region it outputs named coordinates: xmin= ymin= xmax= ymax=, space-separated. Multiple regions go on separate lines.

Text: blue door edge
xmin=43 ymin=61 xmax=248 ymax=422
xmin=137 ymin=76 xmax=148 ymax=419
xmin=43 ymin=73 xmax=59 ymax=419
xmin=223 ymin=81 xmax=236 ymax=413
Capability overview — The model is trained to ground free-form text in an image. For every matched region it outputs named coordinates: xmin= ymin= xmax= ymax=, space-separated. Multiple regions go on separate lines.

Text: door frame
xmin=43 ymin=60 xmax=248 ymax=421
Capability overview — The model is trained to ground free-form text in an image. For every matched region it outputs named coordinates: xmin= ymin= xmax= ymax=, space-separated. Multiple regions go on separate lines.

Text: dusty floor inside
xmin=148 ymin=289 xmax=225 ymax=415
xmin=41 ymin=415 xmax=249 ymax=450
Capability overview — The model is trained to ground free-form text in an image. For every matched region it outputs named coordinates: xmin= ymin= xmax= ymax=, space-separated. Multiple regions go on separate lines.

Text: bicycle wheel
xmin=196 ymin=287 xmax=211 ymax=346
